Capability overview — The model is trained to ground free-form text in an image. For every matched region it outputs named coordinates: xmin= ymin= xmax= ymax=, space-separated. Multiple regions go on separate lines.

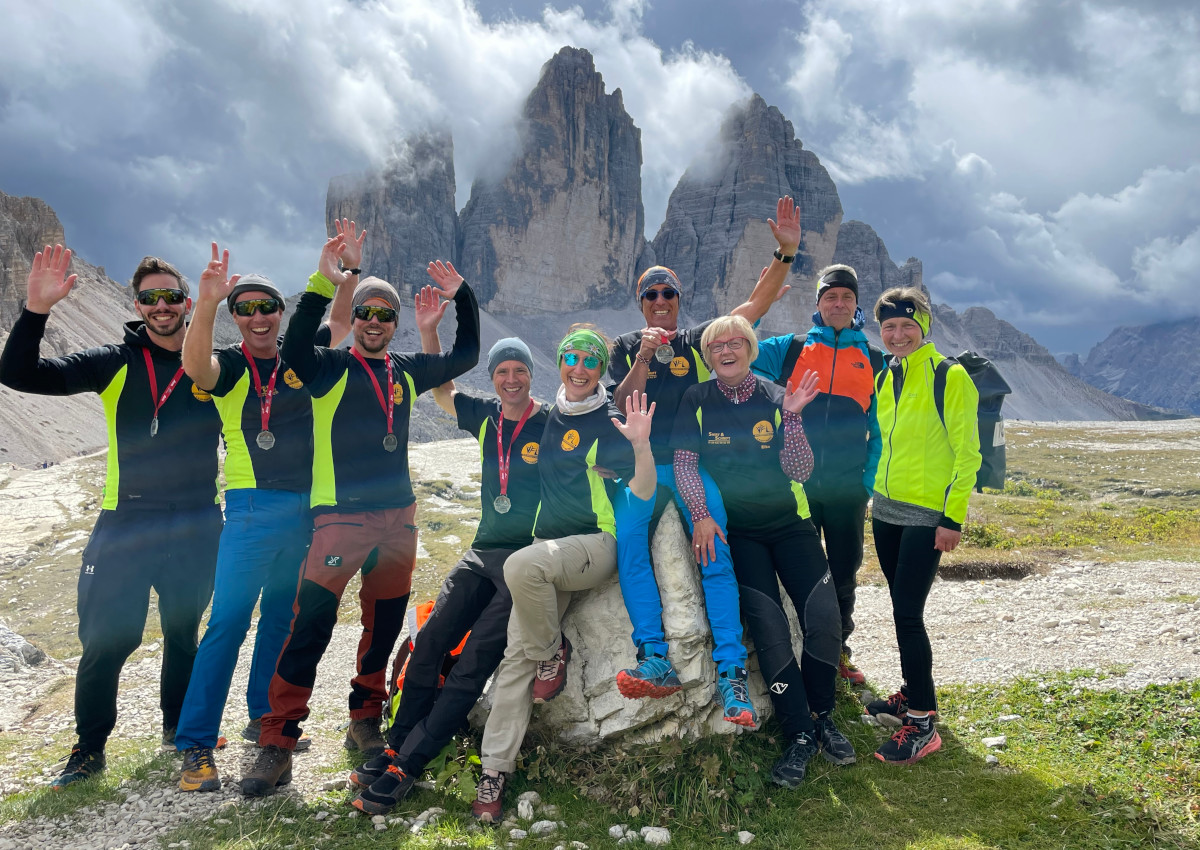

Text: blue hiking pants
xmin=174 ymin=488 xmax=311 ymax=750
xmin=613 ymin=463 xmax=745 ymax=670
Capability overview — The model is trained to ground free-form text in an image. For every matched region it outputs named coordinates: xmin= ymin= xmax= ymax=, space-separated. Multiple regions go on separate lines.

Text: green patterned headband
xmin=557 ymin=329 xmax=609 ymax=373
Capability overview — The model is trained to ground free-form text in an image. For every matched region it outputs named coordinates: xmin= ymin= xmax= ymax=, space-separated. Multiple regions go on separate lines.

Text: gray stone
xmin=530 ymin=821 xmax=558 ymax=835
xmin=986 ymin=754 xmax=1000 ymax=765
xmin=517 ymin=799 xmax=535 ymax=821
xmin=510 ymin=829 xmax=528 ymax=840
xmin=609 ymin=825 xmax=627 ymax=839
xmin=738 ymin=831 xmax=755 ymax=845
xmin=641 ymin=826 xmax=671 ymax=845
xmin=459 ymin=47 xmax=645 ymax=313
xmin=983 ymin=736 xmax=1007 ymax=748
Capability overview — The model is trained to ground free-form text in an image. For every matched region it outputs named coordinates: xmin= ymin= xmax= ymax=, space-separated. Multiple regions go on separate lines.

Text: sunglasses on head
xmin=562 ymin=352 xmax=601 ymax=370
xmin=353 ymin=304 xmax=398 ymax=323
xmin=136 ymin=288 xmax=186 ymax=306
xmin=232 ymin=298 xmax=281 ymax=317
xmin=641 ymin=288 xmax=678 ymax=302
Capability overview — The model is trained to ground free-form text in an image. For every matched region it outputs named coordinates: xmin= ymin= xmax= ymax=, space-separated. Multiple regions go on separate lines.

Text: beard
xmin=354 ymin=326 xmax=394 ymax=354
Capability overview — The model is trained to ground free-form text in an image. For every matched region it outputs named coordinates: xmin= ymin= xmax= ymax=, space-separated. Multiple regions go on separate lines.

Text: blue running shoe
xmin=715 ymin=666 xmax=758 ymax=728
xmin=617 ymin=649 xmax=682 ymax=699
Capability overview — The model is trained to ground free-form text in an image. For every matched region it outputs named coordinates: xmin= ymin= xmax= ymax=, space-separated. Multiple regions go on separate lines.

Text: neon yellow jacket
xmin=874 ymin=342 xmax=981 ymax=528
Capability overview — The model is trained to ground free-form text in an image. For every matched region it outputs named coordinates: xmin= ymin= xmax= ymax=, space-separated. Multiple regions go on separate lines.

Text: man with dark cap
xmin=348 ymin=319 xmax=550 ymax=814
xmin=605 ymin=197 xmax=800 ymax=727
xmin=173 ymin=225 xmax=361 ymax=792
xmin=0 ymin=245 xmax=222 ymax=788
xmin=752 ymin=263 xmax=884 ymax=686
xmin=240 ymin=256 xmax=480 ymax=797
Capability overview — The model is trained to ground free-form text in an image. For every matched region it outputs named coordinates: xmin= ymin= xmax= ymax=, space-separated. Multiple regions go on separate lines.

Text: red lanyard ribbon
xmin=241 ymin=343 xmax=281 ymax=432
xmin=496 ymin=400 xmax=535 ymax=497
xmin=350 ymin=347 xmax=394 ymax=436
xmin=142 ymin=348 xmax=185 ymax=434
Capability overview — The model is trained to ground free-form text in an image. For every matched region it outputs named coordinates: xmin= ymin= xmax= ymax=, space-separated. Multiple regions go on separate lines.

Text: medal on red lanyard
xmin=351 ymin=347 xmax=398 ymax=452
xmin=493 ymin=400 xmax=534 ymax=514
xmin=655 ymin=332 xmax=675 ymax=364
xmin=242 ymin=343 xmax=281 ymax=451
xmin=142 ymin=348 xmax=185 ymax=438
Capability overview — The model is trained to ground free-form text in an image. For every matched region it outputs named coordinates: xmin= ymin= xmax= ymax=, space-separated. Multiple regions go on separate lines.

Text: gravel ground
xmin=1 ymin=438 xmax=1198 ymax=848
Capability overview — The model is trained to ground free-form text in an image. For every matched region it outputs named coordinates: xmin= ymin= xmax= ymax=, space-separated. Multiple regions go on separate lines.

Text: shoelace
xmin=536 ymin=645 xmax=565 ymax=681
xmin=61 ymin=748 xmax=92 ymax=772
xmin=886 ymin=691 xmax=906 ymax=710
xmin=477 ymin=774 xmax=503 ymax=803
xmin=725 ymin=676 xmax=750 ymax=703
xmin=186 ymin=747 xmax=216 ymax=770
xmin=386 ymin=764 xmax=408 ymax=778
xmin=891 ymin=723 xmax=918 ymax=744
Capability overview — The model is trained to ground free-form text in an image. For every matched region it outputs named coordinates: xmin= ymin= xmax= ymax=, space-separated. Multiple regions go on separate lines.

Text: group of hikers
xmin=0 ymin=194 xmax=982 ymax=822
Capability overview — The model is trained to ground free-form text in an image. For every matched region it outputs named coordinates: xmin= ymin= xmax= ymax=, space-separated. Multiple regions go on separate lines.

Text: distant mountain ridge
xmin=1073 ymin=319 xmax=1199 ymax=415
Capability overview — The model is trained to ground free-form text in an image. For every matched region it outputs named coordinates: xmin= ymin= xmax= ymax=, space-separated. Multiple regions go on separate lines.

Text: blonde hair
xmin=700 ymin=315 xmax=758 ymax=367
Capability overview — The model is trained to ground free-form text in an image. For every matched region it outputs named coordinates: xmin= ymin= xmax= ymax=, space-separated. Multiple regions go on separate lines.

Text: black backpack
xmin=876 ymin=350 xmax=1011 ymax=491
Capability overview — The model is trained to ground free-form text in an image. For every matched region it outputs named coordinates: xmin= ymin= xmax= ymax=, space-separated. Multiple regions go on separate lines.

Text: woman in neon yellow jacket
xmin=864 ymin=286 xmax=981 ymax=766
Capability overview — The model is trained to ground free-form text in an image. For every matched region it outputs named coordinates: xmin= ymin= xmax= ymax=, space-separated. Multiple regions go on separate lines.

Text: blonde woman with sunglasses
xmin=472 ymin=324 xmax=657 ymax=823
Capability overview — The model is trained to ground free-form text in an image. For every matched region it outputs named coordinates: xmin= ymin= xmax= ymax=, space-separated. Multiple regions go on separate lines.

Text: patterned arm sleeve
xmin=779 ymin=409 xmax=814 ymax=483
xmin=673 ymin=449 xmax=711 ymax=522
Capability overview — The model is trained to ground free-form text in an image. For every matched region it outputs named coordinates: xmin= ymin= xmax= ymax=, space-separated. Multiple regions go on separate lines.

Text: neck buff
xmin=877 ymin=299 xmax=931 ymax=336
xmin=557 ymin=328 xmax=609 ymax=375
xmin=555 ymin=384 xmax=608 ymax=416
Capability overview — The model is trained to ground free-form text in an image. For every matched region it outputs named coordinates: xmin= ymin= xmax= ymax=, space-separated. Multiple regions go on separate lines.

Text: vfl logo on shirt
xmin=283 ymin=368 xmax=304 ymax=389
xmin=325 ymin=555 xmax=343 ymax=567
xmin=669 ymin=356 xmax=689 ymax=377
xmin=393 ymin=384 xmax=404 ymax=404
xmin=752 ymin=421 xmax=775 ymax=444
xmin=521 ymin=442 xmax=540 ymax=464
xmin=560 ymin=430 xmax=580 ymax=452
xmin=770 ymin=682 xmax=789 ymax=694
xmin=707 ymin=431 xmax=731 ymax=446
xmin=191 ymin=384 xmax=213 ymax=402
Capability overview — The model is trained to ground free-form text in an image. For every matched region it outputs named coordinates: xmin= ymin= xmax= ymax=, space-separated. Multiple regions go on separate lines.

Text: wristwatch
xmin=341 ymin=266 xmax=362 ymax=275
xmin=773 ymin=249 xmax=796 ymax=264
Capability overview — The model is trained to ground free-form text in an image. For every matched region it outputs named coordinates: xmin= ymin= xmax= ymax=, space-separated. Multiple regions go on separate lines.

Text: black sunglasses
xmin=232 ymin=298 xmax=281 ymax=317
xmin=354 ymin=304 xmax=398 ymax=323
xmin=136 ymin=288 xmax=187 ymax=306
xmin=642 ymin=289 xmax=678 ymax=302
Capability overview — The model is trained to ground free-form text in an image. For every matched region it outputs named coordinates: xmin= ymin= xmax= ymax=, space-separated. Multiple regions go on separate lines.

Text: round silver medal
xmin=655 ymin=344 xmax=675 ymax=364
xmin=256 ymin=430 xmax=276 ymax=451
xmin=493 ymin=495 xmax=511 ymax=514
xmin=383 ymin=433 xmax=399 ymax=452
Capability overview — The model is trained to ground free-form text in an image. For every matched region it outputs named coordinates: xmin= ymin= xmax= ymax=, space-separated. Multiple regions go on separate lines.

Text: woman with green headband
xmin=865 ymin=286 xmax=981 ymax=765
xmin=472 ymin=324 xmax=657 ymax=823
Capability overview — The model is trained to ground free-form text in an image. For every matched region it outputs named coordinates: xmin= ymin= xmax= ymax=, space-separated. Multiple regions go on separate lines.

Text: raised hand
xmin=25 ymin=244 xmax=78 ymax=314
xmin=414 ymin=284 xmax=450 ymax=333
xmin=425 ymin=259 xmax=464 ymax=300
xmin=783 ymin=368 xmax=820 ymax=414
xmin=318 ymin=234 xmax=352 ymax=287
xmin=768 ymin=195 xmax=802 ymax=256
xmin=334 ymin=218 xmax=366 ymax=270
xmin=197 ymin=242 xmax=240 ymax=306
xmin=611 ymin=389 xmax=655 ymax=447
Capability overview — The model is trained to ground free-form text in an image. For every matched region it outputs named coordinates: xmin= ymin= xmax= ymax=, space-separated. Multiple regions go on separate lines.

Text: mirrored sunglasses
xmin=232 ymin=298 xmax=281 ymax=317
xmin=353 ymin=304 xmax=398 ymax=323
xmin=641 ymin=288 xmax=678 ymax=302
xmin=562 ymin=352 xmax=601 ymax=370
xmin=136 ymin=288 xmax=186 ymax=306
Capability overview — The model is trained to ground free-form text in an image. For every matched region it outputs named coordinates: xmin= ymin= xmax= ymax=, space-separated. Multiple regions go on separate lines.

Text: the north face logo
xmin=770 ymin=682 xmax=789 ymax=694
xmin=325 ymin=555 xmax=343 ymax=567
xmin=851 ymin=361 xmax=865 ymax=369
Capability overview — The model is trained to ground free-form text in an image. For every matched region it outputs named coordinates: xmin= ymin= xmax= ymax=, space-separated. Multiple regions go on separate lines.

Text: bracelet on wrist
xmin=773 ymin=249 xmax=796 ymax=264
xmin=635 ymin=353 xmax=652 ymax=366
xmin=340 ymin=266 xmax=362 ymax=276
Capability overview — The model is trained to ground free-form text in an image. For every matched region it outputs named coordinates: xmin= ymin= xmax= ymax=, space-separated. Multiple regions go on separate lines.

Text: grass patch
xmin=141 ymin=673 xmax=1199 ymax=849
xmin=0 ymin=743 xmax=176 ymax=827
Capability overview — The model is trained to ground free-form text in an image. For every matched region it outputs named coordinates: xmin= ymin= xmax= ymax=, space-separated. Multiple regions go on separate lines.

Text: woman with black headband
xmin=472 ymin=324 xmax=656 ymax=823
xmin=865 ymin=286 xmax=981 ymax=764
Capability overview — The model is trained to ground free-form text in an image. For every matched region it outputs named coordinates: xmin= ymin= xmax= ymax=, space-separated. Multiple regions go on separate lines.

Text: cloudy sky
xmin=2 ymin=0 xmax=1196 ymax=354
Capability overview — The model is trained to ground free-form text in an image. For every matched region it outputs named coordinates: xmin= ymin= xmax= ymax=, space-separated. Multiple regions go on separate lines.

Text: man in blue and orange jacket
xmin=752 ymin=264 xmax=883 ymax=684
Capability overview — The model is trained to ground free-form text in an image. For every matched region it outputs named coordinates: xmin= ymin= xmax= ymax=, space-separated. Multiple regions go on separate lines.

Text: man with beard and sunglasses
xmin=0 ymin=246 xmax=222 ymax=788
xmin=172 ymin=223 xmax=361 ymax=793
xmin=240 ymin=257 xmax=480 ymax=796
xmin=605 ymin=196 xmax=800 ymax=727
